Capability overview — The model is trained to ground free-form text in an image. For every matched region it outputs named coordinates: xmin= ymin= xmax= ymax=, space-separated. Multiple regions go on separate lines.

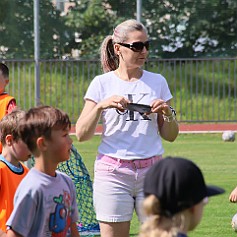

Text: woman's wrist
xmin=162 ymin=113 xmax=176 ymax=122
xmin=95 ymin=102 xmax=105 ymax=112
xmin=162 ymin=106 xmax=177 ymax=122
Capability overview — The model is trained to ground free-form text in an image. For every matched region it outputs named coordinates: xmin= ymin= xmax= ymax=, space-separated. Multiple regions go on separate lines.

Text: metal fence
xmin=2 ymin=58 xmax=237 ymax=124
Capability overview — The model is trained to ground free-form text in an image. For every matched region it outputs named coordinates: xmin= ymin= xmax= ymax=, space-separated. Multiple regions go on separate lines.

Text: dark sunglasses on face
xmin=117 ymin=41 xmax=150 ymax=52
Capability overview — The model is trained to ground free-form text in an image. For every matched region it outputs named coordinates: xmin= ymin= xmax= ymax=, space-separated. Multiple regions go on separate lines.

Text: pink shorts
xmin=93 ymin=154 xmax=162 ymax=223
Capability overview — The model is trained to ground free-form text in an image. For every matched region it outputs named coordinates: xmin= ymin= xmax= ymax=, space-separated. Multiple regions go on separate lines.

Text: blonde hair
xmin=138 ymin=195 xmax=185 ymax=237
xmin=100 ymin=19 xmax=147 ymax=73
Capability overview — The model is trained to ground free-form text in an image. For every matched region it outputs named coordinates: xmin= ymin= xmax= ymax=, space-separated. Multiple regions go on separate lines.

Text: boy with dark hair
xmin=0 ymin=63 xmax=17 ymax=153
xmin=0 ymin=63 xmax=16 ymax=118
xmin=6 ymin=105 xmax=80 ymax=237
xmin=0 ymin=109 xmax=31 ymax=232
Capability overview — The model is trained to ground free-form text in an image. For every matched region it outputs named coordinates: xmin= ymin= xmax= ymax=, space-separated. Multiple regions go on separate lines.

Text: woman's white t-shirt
xmin=84 ymin=70 xmax=172 ymax=160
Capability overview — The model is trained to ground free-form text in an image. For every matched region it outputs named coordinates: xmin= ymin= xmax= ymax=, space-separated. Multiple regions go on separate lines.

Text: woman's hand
xmin=76 ymin=95 xmax=130 ymax=141
xmin=97 ymin=95 xmax=130 ymax=112
xmin=150 ymin=99 xmax=172 ymax=115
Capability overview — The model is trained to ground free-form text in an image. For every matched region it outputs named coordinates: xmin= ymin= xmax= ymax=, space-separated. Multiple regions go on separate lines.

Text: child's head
xmin=140 ymin=157 xmax=225 ymax=237
xmin=0 ymin=109 xmax=24 ymax=145
xmin=0 ymin=63 xmax=9 ymax=78
xmin=19 ymin=105 xmax=72 ymax=159
xmin=0 ymin=63 xmax=9 ymax=92
xmin=0 ymin=108 xmax=31 ymax=161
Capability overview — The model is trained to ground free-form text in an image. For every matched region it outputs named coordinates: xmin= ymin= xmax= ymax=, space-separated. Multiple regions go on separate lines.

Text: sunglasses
xmin=117 ymin=41 xmax=150 ymax=52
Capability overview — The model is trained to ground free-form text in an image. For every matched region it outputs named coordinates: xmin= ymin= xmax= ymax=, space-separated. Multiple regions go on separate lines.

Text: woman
xmin=76 ymin=19 xmax=179 ymax=237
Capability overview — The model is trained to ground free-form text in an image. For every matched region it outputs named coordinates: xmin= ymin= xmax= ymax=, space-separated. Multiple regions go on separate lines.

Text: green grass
xmin=71 ymin=133 xmax=237 ymax=237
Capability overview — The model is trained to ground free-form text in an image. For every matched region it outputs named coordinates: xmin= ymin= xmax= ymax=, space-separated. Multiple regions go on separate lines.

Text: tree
xmin=142 ymin=0 xmax=237 ymax=58
xmin=65 ymin=0 xmax=119 ymax=58
xmin=0 ymin=0 xmax=9 ymax=23
xmin=66 ymin=0 xmax=237 ymax=59
xmin=0 ymin=0 xmax=72 ymax=59
xmin=1 ymin=0 xmax=236 ymax=59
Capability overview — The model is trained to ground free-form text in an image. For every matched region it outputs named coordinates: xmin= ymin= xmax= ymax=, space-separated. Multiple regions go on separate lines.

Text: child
xmin=139 ymin=156 xmax=225 ymax=237
xmin=0 ymin=109 xmax=31 ymax=232
xmin=0 ymin=63 xmax=16 ymax=118
xmin=0 ymin=63 xmax=17 ymax=153
xmin=6 ymin=105 xmax=80 ymax=237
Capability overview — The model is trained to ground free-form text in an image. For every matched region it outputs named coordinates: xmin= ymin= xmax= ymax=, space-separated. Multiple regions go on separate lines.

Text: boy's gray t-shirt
xmin=7 ymin=167 xmax=79 ymax=237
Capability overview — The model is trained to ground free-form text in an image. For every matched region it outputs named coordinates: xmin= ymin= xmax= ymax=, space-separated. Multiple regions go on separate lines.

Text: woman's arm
xmin=158 ymin=113 xmax=179 ymax=142
xmin=150 ymin=99 xmax=179 ymax=142
xmin=76 ymin=96 xmax=130 ymax=142
xmin=76 ymin=100 xmax=102 ymax=142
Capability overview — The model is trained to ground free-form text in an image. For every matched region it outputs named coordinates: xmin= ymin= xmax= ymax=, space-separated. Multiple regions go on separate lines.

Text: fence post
xmin=34 ymin=0 xmax=40 ymax=106
xmin=136 ymin=0 xmax=142 ymax=22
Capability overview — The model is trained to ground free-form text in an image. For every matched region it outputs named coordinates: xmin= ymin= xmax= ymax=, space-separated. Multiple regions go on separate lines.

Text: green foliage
xmin=0 ymin=0 xmax=72 ymax=59
xmin=0 ymin=0 xmax=9 ymax=22
xmin=68 ymin=0 xmax=237 ymax=59
xmin=0 ymin=0 xmax=236 ymax=59
xmin=142 ymin=0 xmax=237 ymax=58
xmin=65 ymin=0 xmax=119 ymax=58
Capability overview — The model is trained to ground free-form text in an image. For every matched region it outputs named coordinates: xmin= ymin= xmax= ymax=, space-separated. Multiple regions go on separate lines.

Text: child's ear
xmin=5 ymin=134 xmax=13 ymax=145
xmin=36 ymin=137 xmax=48 ymax=151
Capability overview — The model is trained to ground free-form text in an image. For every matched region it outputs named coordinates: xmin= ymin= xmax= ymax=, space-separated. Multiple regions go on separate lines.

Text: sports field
xmin=71 ymin=133 xmax=237 ymax=237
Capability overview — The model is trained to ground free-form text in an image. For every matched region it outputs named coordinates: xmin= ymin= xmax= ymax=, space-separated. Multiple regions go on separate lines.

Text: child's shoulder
xmin=0 ymin=92 xmax=13 ymax=99
xmin=56 ymin=170 xmax=75 ymax=186
xmin=0 ymin=160 xmax=7 ymax=169
xmin=0 ymin=157 xmax=28 ymax=175
xmin=56 ymin=170 xmax=72 ymax=180
xmin=21 ymin=162 xmax=30 ymax=171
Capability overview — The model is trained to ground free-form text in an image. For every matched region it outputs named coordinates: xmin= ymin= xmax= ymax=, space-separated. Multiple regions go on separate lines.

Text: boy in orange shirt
xmin=0 ymin=63 xmax=17 ymax=153
xmin=0 ymin=109 xmax=31 ymax=232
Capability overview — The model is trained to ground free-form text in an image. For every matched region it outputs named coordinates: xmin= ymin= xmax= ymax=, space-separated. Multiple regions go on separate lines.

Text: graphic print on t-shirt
xmin=116 ymin=93 xmax=151 ymax=121
xmin=49 ymin=190 xmax=72 ymax=237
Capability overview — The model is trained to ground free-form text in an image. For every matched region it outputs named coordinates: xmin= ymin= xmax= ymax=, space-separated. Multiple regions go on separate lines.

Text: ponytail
xmin=100 ymin=35 xmax=119 ymax=73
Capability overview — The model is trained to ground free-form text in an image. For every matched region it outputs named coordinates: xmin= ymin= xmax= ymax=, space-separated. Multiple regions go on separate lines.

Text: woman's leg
xmin=99 ymin=221 xmax=130 ymax=237
xmin=93 ymin=157 xmax=135 ymax=236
